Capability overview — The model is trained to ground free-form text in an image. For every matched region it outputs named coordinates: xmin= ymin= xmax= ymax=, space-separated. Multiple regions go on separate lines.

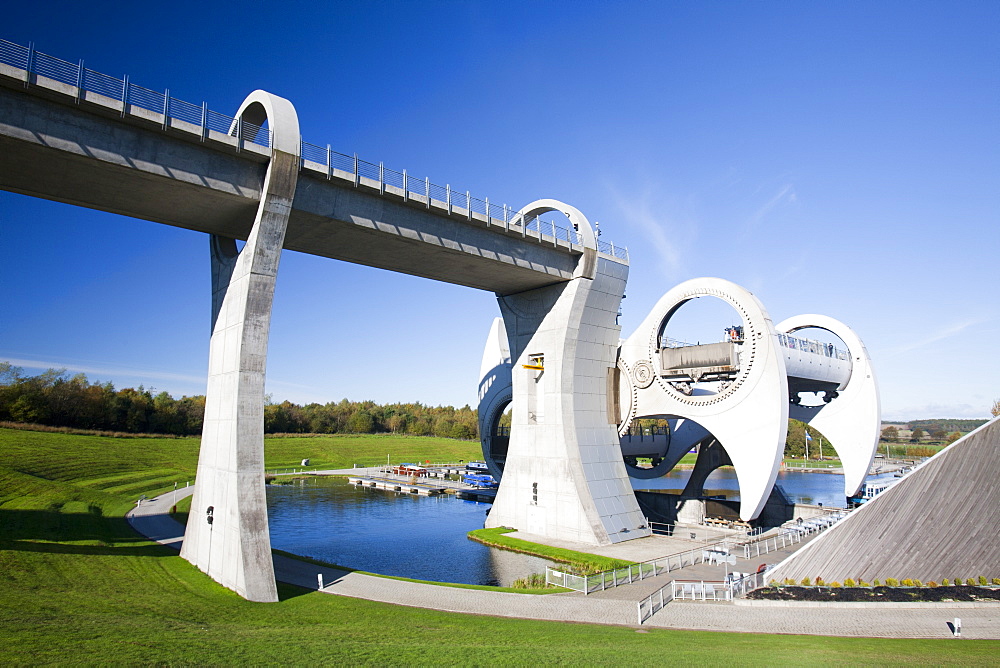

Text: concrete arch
xmin=230 ymin=89 xmax=300 ymax=154
xmin=181 ymin=90 xmax=300 ymax=602
xmin=777 ymin=314 xmax=880 ymax=496
xmin=510 ymin=198 xmax=597 ymax=279
xmin=477 ymin=317 xmax=513 ymax=479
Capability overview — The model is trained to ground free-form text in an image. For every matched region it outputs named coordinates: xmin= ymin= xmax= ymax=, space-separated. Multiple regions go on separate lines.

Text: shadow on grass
xmin=276 ymin=581 xmax=316 ymax=601
xmin=0 ymin=509 xmax=174 ymax=558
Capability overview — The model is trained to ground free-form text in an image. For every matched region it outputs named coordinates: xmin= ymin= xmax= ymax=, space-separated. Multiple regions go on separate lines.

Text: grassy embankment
xmin=1 ymin=426 xmax=998 ymax=665
xmin=469 ymin=527 xmax=633 ymax=575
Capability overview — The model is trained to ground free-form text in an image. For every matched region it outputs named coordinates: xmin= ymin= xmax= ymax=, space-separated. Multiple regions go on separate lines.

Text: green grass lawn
xmin=1 ymin=426 xmax=996 ymax=665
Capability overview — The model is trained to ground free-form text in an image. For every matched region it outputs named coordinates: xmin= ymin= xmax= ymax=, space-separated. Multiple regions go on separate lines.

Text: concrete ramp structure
xmin=768 ymin=417 xmax=1000 ymax=584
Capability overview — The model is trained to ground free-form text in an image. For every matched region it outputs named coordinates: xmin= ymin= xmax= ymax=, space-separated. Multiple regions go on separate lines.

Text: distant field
xmin=0 ymin=428 xmax=481 ymax=501
xmin=1 ymin=426 xmax=996 ymax=665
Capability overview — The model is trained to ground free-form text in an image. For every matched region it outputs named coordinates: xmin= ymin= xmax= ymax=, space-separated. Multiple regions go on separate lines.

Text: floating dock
xmin=455 ymin=487 xmax=497 ymax=502
xmin=347 ymin=475 xmax=447 ymax=496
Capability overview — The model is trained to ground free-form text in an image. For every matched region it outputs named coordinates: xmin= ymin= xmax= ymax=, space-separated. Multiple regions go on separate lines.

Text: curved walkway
xmin=127 ymin=486 xmax=1000 ymax=639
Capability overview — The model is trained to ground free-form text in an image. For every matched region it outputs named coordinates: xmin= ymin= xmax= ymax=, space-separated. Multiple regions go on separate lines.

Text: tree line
xmin=0 ymin=363 xmax=478 ymax=439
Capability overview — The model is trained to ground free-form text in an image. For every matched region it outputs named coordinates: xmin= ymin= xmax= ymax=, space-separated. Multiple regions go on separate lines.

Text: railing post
xmin=403 ymin=169 xmax=408 ymax=202
xmin=484 ymin=197 xmax=490 ymax=225
xmin=326 ymin=144 xmax=332 ymax=180
xmin=75 ymin=59 xmax=84 ymax=103
xmin=466 ymin=191 xmax=471 ymax=220
xmin=200 ymin=101 xmax=208 ymax=141
xmin=504 ymin=204 xmax=509 ymax=232
xmin=354 ymin=154 xmax=360 ymax=188
xmin=121 ymin=75 xmax=129 ymax=117
xmin=379 ymin=162 xmax=384 ymax=194
xmin=446 ymin=184 xmax=451 ymax=214
xmin=425 ymin=177 xmax=430 ymax=208
xmin=162 ymin=89 xmax=170 ymax=130
xmin=236 ymin=114 xmax=242 ymax=152
xmin=24 ymin=42 xmax=34 ymax=86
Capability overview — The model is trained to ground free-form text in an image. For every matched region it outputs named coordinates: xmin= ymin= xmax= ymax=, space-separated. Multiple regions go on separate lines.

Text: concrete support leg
xmin=180 ymin=91 xmax=299 ymax=602
xmin=484 ymin=199 xmax=650 ymax=545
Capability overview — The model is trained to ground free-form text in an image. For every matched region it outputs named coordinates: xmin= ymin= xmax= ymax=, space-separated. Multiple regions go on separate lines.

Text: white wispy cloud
xmin=605 ymin=183 xmax=689 ymax=279
xmin=881 ymin=318 xmax=993 ymax=357
xmin=881 ymin=402 xmax=994 ymax=421
xmin=744 ymin=182 xmax=796 ymax=233
xmin=1 ymin=357 xmax=206 ymax=385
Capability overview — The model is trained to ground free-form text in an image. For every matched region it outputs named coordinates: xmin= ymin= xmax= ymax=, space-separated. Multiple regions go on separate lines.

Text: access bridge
xmin=0 ymin=39 xmax=647 ymax=602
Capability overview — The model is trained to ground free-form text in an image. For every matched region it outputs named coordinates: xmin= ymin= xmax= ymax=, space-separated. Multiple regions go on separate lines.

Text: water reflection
xmin=631 ymin=468 xmax=893 ymax=507
xmin=266 ymin=476 xmax=552 ymax=586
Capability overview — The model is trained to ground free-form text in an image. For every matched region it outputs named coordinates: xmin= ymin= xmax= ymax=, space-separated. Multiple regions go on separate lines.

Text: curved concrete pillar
xmin=485 ymin=199 xmax=649 ymax=545
xmin=477 ymin=317 xmax=512 ymax=477
xmin=777 ymin=314 xmax=880 ymax=497
xmin=180 ymin=90 xmax=299 ymax=602
xmin=618 ymin=278 xmax=789 ymax=521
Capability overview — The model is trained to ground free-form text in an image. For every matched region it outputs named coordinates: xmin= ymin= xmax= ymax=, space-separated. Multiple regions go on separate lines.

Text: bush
xmin=914 ymin=579 xmax=923 ymax=587
xmin=901 ymin=579 xmax=914 ymax=587
xmin=979 ymin=576 xmax=988 ymax=586
xmin=784 ymin=578 xmax=796 ymax=586
xmin=830 ymin=581 xmax=841 ymax=588
xmin=844 ymin=578 xmax=856 ymax=588
xmin=885 ymin=578 xmax=899 ymax=587
xmin=873 ymin=579 xmax=881 ymax=586
xmin=992 ymin=578 xmax=1000 ymax=586
xmin=942 ymin=578 xmax=950 ymax=586
xmin=815 ymin=577 xmax=825 ymax=586
xmin=511 ymin=573 xmax=550 ymax=589
xmin=859 ymin=581 xmax=871 ymax=588
xmin=800 ymin=577 xmax=811 ymax=586
xmin=928 ymin=581 xmax=938 ymax=588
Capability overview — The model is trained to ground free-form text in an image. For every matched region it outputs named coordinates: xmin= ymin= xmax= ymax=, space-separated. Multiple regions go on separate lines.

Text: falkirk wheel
xmin=478 ymin=276 xmax=880 ymax=527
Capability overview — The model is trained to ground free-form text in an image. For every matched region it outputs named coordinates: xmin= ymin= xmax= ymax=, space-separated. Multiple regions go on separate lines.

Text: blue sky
xmin=1 ymin=1 xmax=997 ymax=420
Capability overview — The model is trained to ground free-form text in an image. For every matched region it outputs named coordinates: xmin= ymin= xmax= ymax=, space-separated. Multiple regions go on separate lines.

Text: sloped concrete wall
xmin=768 ymin=417 xmax=1000 ymax=583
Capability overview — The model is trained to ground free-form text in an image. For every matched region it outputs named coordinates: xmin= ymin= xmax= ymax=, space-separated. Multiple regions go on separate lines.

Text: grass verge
xmin=468 ymin=527 xmax=634 ymax=575
xmin=1 ymin=426 xmax=998 ymax=664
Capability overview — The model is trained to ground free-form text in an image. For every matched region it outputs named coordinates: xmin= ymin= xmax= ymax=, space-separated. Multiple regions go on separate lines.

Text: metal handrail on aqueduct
xmin=0 ymin=39 xmax=629 ymax=262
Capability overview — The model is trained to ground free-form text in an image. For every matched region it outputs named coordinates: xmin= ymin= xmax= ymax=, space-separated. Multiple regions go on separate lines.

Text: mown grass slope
xmin=0 ymin=427 xmax=996 ymax=665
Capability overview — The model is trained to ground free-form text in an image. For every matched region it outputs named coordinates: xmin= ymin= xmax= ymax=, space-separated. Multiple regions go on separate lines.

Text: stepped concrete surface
xmin=769 ymin=417 xmax=1000 ymax=584
xmin=127 ymin=486 xmax=1000 ymax=638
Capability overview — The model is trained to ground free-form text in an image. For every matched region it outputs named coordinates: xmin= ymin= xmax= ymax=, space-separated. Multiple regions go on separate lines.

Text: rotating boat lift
xmin=479 ymin=275 xmax=880 ymax=535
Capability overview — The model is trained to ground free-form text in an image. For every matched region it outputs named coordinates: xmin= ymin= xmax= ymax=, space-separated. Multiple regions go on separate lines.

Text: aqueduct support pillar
xmin=180 ymin=91 xmax=299 ymax=602
xmin=484 ymin=200 xmax=650 ymax=545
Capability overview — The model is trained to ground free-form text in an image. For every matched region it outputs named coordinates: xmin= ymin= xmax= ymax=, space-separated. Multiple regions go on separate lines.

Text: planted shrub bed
xmin=749 ymin=585 xmax=1000 ymax=603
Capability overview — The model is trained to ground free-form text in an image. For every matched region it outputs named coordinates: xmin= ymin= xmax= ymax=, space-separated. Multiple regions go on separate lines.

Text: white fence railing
xmin=735 ymin=512 xmax=846 ymax=559
xmin=547 ymin=539 xmax=736 ymax=594
xmin=636 ymin=571 xmax=770 ymax=624
xmin=0 ymin=38 xmax=628 ymax=262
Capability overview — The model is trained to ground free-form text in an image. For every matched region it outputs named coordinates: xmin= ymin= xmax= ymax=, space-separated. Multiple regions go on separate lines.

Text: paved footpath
xmin=127 ymin=486 xmax=1000 ymax=639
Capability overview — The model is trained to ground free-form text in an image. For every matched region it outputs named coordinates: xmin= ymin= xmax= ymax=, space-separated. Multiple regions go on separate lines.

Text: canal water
xmin=266 ymin=476 xmax=553 ymax=586
xmin=634 ymin=468 xmax=849 ymax=506
xmin=267 ymin=470 xmax=892 ymax=585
